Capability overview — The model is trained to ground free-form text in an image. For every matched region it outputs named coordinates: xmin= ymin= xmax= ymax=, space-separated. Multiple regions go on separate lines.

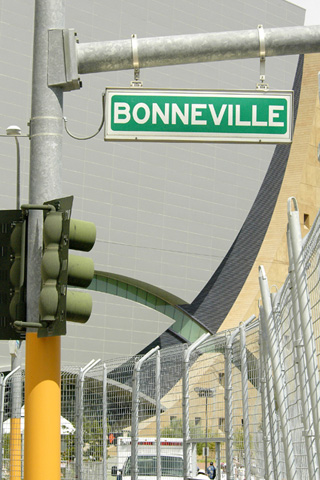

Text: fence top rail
xmin=186 ymin=437 xmax=226 ymax=443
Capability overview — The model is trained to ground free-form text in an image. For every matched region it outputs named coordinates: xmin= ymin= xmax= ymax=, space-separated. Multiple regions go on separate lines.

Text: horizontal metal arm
xmin=77 ymin=25 xmax=320 ymax=75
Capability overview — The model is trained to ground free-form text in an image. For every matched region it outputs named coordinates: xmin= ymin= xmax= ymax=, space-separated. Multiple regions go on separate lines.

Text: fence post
xmin=131 ymin=346 xmax=159 ymax=480
xmin=225 ymin=330 xmax=236 ymax=480
xmin=156 ymin=350 xmax=161 ymax=480
xmin=215 ymin=442 xmax=221 ymax=480
xmin=75 ymin=359 xmax=100 ymax=480
xmin=287 ymin=197 xmax=320 ymax=468
xmin=259 ymin=265 xmax=297 ymax=480
xmin=182 ymin=333 xmax=210 ymax=480
xmin=103 ymin=364 xmax=108 ymax=480
xmin=259 ymin=308 xmax=276 ymax=480
xmin=9 ymin=343 xmax=22 ymax=480
xmin=0 ymin=368 xmax=20 ymax=480
xmin=239 ymin=323 xmax=251 ymax=480
xmin=0 ymin=374 xmax=4 ymax=480
xmin=224 ymin=317 xmax=253 ymax=480
xmin=287 ymin=223 xmax=320 ymax=479
xmin=260 ymin=305 xmax=281 ymax=479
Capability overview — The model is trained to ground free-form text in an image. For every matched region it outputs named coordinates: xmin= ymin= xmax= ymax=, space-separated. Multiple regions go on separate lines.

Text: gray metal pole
xmin=25 ymin=3 xmax=65 ymax=477
xmin=205 ymin=396 xmax=208 ymax=471
xmin=156 ymin=350 xmax=161 ymax=480
xmin=182 ymin=333 xmax=210 ymax=480
xmin=224 ymin=317 xmax=253 ymax=480
xmin=131 ymin=347 xmax=159 ymax=480
xmin=0 ymin=368 xmax=20 ymax=480
xmin=224 ymin=331 xmax=237 ymax=480
xmin=260 ymin=305 xmax=281 ymax=479
xmin=131 ymin=365 xmax=139 ymax=480
xmin=27 ymin=0 xmax=65 ymax=323
xmin=239 ymin=324 xmax=251 ymax=480
xmin=215 ymin=443 xmax=221 ymax=480
xmin=103 ymin=364 xmax=108 ymax=480
xmin=259 ymin=265 xmax=297 ymax=480
xmin=5 ymin=126 xmax=22 ymax=210
xmin=0 ymin=374 xmax=4 ymax=480
xmin=14 ymin=138 xmax=20 ymax=210
xmin=77 ymin=25 xmax=320 ymax=75
xmin=10 ymin=344 xmax=22 ymax=420
xmin=259 ymin=308 xmax=275 ymax=480
xmin=76 ymin=360 xmax=100 ymax=480
xmin=75 ymin=371 xmax=83 ymax=480
xmin=9 ymin=342 xmax=22 ymax=480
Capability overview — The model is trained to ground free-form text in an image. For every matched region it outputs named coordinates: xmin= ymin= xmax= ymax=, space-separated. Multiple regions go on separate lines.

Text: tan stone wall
xmin=219 ymin=53 xmax=320 ymax=332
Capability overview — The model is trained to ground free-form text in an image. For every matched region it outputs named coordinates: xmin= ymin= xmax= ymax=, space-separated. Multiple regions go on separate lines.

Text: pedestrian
xmin=207 ymin=462 xmax=216 ymax=479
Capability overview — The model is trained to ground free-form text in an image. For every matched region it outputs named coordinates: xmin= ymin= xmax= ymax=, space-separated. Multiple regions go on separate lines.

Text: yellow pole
xmin=24 ymin=333 xmax=61 ymax=480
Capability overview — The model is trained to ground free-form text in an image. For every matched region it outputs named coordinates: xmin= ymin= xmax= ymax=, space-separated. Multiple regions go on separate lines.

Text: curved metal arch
xmin=89 ymin=271 xmax=212 ymax=343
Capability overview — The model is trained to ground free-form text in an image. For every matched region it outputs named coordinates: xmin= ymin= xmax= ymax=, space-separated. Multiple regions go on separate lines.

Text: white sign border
xmin=104 ymin=87 xmax=293 ymax=144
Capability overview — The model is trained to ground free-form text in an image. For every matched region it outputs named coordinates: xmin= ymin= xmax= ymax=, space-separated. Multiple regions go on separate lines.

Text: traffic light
xmin=0 ymin=210 xmax=26 ymax=339
xmin=38 ymin=196 xmax=96 ymax=337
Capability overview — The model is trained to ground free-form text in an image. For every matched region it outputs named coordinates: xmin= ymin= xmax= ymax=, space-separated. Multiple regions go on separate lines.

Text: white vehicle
xmin=111 ymin=437 xmax=185 ymax=480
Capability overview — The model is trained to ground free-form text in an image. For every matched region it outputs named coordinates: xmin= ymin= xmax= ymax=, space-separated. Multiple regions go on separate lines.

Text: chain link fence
xmin=1 ymin=196 xmax=320 ymax=480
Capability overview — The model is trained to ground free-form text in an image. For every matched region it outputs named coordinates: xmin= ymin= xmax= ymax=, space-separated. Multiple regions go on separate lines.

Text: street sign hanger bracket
xmin=131 ymin=34 xmax=143 ymax=87
xmin=256 ymin=25 xmax=269 ymax=91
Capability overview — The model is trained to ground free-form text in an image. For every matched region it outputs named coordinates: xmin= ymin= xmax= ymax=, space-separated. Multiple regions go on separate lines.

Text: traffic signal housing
xmin=0 ymin=210 xmax=26 ymax=339
xmin=38 ymin=196 xmax=96 ymax=337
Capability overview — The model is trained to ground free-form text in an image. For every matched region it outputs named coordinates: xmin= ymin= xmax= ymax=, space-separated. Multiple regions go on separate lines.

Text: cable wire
xmin=63 ymin=92 xmax=105 ymax=140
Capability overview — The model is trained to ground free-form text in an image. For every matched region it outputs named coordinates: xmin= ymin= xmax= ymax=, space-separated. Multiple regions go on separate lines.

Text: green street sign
xmin=105 ymin=88 xmax=293 ymax=143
